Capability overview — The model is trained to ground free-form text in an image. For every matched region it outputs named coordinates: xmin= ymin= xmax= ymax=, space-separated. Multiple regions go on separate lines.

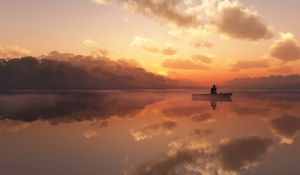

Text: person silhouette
xmin=210 ymin=85 xmax=217 ymax=95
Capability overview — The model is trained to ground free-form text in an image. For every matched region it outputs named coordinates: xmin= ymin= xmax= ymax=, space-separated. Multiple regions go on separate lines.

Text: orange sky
xmin=1 ymin=0 xmax=300 ymax=85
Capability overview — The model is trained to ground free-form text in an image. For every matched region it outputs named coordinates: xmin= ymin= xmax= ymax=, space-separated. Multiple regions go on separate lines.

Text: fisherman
xmin=210 ymin=85 xmax=217 ymax=95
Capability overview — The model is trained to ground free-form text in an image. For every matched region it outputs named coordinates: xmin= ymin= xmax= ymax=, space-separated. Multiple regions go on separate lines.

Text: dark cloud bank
xmin=226 ymin=75 xmax=300 ymax=89
xmin=0 ymin=51 xmax=178 ymax=89
xmin=1 ymin=51 xmax=300 ymax=90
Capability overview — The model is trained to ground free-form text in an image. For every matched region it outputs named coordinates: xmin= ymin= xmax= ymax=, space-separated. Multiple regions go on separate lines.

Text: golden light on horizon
xmin=0 ymin=0 xmax=300 ymax=86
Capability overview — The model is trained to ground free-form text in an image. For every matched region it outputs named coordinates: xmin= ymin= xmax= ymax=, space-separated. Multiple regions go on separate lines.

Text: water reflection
xmin=270 ymin=115 xmax=300 ymax=144
xmin=192 ymin=95 xmax=232 ymax=110
xmin=162 ymin=106 xmax=209 ymax=118
xmin=126 ymin=136 xmax=273 ymax=175
xmin=0 ymin=119 xmax=31 ymax=133
xmin=130 ymin=121 xmax=178 ymax=141
xmin=231 ymin=104 xmax=270 ymax=117
xmin=0 ymin=90 xmax=299 ymax=175
xmin=0 ymin=91 xmax=163 ymax=124
xmin=83 ymin=120 xmax=109 ymax=138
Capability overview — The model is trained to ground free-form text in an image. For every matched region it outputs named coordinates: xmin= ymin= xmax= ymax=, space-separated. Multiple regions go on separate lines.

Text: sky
xmin=1 ymin=0 xmax=300 ymax=85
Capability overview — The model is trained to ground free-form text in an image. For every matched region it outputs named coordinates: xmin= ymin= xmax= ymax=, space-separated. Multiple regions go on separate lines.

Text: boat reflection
xmin=192 ymin=95 xmax=232 ymax=110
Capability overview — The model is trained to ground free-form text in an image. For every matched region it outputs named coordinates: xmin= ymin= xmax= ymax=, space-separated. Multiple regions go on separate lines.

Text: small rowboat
xmin=192 ymin=93 xmax=232 ymax=100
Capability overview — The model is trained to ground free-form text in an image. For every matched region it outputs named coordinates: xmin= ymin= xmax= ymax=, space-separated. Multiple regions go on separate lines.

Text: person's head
xmin=213 ymin=85 xmax=216 ymax=88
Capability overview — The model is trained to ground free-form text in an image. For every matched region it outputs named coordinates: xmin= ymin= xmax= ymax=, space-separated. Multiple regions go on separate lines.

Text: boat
xmin=192 ymin=93 xmax=233 ymax=100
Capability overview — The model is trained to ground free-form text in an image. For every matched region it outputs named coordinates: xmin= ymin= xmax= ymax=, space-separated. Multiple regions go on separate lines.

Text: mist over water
xmin=0 ymin=90 xmax=300 ymax=175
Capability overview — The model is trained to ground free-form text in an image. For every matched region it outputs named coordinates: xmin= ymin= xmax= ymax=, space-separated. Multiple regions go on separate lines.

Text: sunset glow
xmin=1 ymin=0 xmax=300 ymax=86
xmin=1 ymin=1 xmax=300 ymax=174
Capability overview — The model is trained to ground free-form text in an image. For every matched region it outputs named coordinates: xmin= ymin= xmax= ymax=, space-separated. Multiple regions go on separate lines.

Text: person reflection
xmin=192 ymin=96 xmax=232 ymax=110
xmin=211 ymin=99 xmax=217 ymax=110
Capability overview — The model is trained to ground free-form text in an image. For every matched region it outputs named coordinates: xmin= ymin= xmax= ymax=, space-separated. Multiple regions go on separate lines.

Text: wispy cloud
xmin=0 ymin=45 xmax=31 ymax=58
xmin=130 ymin=36 xmax=177 ymax=55
xmin=83 ymin=38 xmax=109 ymax=56
xmin=230 ymin=59 xmax=270 ymax=71
xmin=191 ymin=54 xmax=213 ymax=63
xmin=162 ymin=58 xmax=210 ymax=70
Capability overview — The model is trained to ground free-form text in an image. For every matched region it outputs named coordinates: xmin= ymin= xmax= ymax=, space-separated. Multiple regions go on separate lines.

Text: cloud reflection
xmin=83 ymin=120 xmax=109 ymax=139
xmin=231 ymin=105 xmax=270 ymax=117
xmin=0 ymin=92 xmax=162 ymax=125
xmin=192 ymin=129 xmax=213 ymax=137
xmin=130 ymin=121 xmax=178 ymax=141
xmin=271 ymin=115 xmax=300 ymax=144
xmin=162 ymin=106 xmax=208 ymax=118
xmin=0 ymin=119 xmax=31 ymax=133
xmin=126 ymin=136 xmax=273 ymax=175
xmin=218 ymin=136 xmax=273 ymax=171
xmin=191 ymin=113 xmax=215 ymax=123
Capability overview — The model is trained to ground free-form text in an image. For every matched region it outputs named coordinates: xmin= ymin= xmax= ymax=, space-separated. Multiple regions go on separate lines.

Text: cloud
xmin=193 ymin=40 xmax=213 ymax=48
xmin=83 ymin=38 xmax=98 ymax=48
xmin=271 ymin=115 xmax=300 ymax=144
xmin=93 ymin=0 xmax=273 ymax=43
xmin=230 ymin=59 xmax=270 ymax=71
xmin=161 ymin=46 xmax=177 ymax=56
xmin=93 ymin=49 xmax=109 ymax=56
xmin=186 ymin=0 xmax=273 ymax=40
xmin=270 ymin=33 xmax=300 ymax=62
xmin=225 ymin=74 xmax=300 ymax=89
xmin=130 ymin=36 xmax=177 ymax=55
xmin=92 ymin=0 xmax=199 ymax=27
xmin=218 ymin=136 xmax=273 ymax=171
xmin=0 ymin=45 xmax=31 ymax=58
xmin=162 ymin=58 xmax=209 ymax=70
xmin=269 ymin=65 xmax=293 ymax=74
xmin=191 ymin=54 xmax=213 ymax=63
xmin=83 ymin=39 xmax=108 ymax=56
xmin=0 ymin=51 xmax=179 ymax=89
xmin=216 ymin=3 xmax=273 ymax=40
xmin=167 ymin=27 xmax=213 ymax=49
xmin=130 ymin=121 xmax=178 ymax=141
xmin=117 ymin=57 xmax=142 ymax=67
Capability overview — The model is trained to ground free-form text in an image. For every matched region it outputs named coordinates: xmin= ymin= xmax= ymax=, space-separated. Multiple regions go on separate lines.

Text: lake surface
xmin=0 ymin=90 xmax=300 ymax=175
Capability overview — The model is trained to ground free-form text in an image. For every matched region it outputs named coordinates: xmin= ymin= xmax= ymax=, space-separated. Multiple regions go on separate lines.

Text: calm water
xmin=0 ymin=90 xmax=300 ymax=175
